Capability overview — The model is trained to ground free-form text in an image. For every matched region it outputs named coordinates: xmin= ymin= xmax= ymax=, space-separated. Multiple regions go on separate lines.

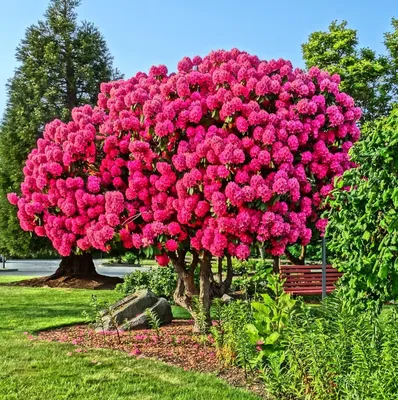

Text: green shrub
xmin=327 ymin=108 xmax=398 ymax=312
xmin=216 ymin=276 xmax=398 ymax=400
xmin=122 ymin=252 xmax=138 ymax=264
xmin=116 ymin=266 xmax=177 ymax=301
xmin=211 ymin=298 xmax=256 ymax=375
xmin=246 ymin=274 xmax=297 ymax=368
xmin=263 ymin=293 xmax=398 ymax=400
xmin=230 ymin=260 xmax=272 ymax=296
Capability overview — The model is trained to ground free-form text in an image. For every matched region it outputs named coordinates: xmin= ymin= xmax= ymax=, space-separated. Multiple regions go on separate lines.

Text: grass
xmin=0 ymin=276 xmax=259 ymax=400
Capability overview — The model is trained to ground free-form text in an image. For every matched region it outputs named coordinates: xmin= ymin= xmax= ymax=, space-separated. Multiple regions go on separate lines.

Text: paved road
xmin=0 ymin=259 xmax=150 ymax=278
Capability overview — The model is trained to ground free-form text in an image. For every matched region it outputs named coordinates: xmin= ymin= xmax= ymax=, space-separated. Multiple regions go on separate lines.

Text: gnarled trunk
xmin=171 ymin=250 xmax=199 ymax=315
xmin=12 ymin=253 xmax=122 ymax=289
xmin=49 ymin=253 xmax=98 ymax=280
xmin=170 ymin=250 xmax=230 ymax=332
xmin=210 ymin=255 xmax=233 ymax=298
xmin=173 ymin=273 xmax=198 ymax=314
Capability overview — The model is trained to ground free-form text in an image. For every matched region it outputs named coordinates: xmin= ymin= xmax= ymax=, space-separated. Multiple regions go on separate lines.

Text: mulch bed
xmin=37 ymin=320 xmax=265 ymax=397
xmin=5 ymin=275 xmax=122 ymax=290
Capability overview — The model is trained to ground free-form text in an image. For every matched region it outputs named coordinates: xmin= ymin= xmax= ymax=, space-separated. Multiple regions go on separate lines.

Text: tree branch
xmin=284 ymin=247 xmax=306 ymax=265
xmin=218 ymin=257 xmax=223 ymax=283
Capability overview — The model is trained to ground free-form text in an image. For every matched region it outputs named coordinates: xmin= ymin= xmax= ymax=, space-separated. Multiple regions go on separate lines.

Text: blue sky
xmin=0 ymin=0 xmax=396 ymax=115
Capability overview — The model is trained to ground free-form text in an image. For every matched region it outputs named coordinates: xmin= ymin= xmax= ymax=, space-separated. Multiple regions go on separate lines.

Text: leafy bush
xmin=211 ymin=298 xmax=256 ymax=375
xmin=122 ymin=252 xmax=138 ymax=264
xmin=212 ymin=274 xmax=294 ymax=375
xmin=246 ymin=274 xmax=297 ymax=367
xmin=327 ymin=108 xmax=398 ymax=312
xmin=230 ymin=259 xmax=272 ymax=296
xmin=263 ymin=293 xmax=398 ymax=400
xmin=116 ymin=266 xmax=177 ymax=301
xmin=215 ymin=274 xmax=398 ymax=400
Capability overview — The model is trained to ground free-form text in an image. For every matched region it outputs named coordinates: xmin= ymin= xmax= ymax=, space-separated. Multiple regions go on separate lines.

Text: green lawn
xmin=0 ymin=276 xmax=259 ymax=400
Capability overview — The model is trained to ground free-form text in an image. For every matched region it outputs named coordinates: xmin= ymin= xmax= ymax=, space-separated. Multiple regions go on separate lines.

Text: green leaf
xmin=362 ymin=231 xmax=371 ymax=241
xmin=265 ymin=332 xmax=280 ymax=345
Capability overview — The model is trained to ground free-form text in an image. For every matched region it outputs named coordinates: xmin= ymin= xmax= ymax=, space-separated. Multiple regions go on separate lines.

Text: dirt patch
xmin=37 ymin=320 xmax=265 ymax=397
xmin=5 ymin=275 xmax=122 ymax=290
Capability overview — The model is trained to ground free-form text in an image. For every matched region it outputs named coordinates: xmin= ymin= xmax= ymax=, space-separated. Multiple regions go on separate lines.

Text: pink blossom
xmin=8 ymin=49 xmax=360 ymax=261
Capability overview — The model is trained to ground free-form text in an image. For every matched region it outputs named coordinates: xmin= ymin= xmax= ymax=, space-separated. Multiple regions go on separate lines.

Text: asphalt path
xmin=0 ymin=259 xmax=149 ymax=278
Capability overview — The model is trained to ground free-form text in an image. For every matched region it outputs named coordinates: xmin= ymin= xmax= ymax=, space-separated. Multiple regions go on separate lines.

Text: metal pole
xmin=322 ymin=237 xmax=327 ymax=299
xmin=273 ymin=256 xmax=280 ymax=274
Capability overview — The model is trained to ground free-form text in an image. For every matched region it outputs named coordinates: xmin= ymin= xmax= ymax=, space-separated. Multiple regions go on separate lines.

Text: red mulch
xmin=6 ymin=275 xmax=122 ymax=290
xmin=37 ymin=320 xmax=265 ymax=397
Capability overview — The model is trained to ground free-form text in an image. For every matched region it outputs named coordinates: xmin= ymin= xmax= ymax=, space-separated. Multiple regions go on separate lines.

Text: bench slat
xmin=281 ymin=271 xmax=342 ymax=276
xmin=280 ymin=264 xmax=341 ymax=296
xmin=279 ymin=264 xmax=336 ymax=269
xmin=281 ymin=268 xmax=341 ymax=272
xmin=285 ymin=289 xmax=335 ymax=295
xmin=281 ymin=273 xmax=342 ymax=279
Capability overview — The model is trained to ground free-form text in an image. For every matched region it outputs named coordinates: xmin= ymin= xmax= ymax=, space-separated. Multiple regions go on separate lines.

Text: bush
xmin=246 ymin=274 xmax=297 ymax=368
xmin=212 ymin=274 xmax=294 ymax=374
xmin=116 ymin=266 xmax=177 ymax=301
xmin=230 ymin=259 xmax=273 ymax=296
xmin=122 ymin=252 xmax=138 ymax=264
xmin=261 ymin=293 xmax=398 ymax=400
xmin=211 ymin=298 xmax=256 ymax=375
xmin=214 ymin=277 xmax=398 ymax=399
xmin=327 ymin=108 xmax=398 ymax=311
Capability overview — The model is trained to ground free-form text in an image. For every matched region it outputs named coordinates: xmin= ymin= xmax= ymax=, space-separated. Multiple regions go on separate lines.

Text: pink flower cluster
xmin=8 ymin=49 xmax=361 ymax=260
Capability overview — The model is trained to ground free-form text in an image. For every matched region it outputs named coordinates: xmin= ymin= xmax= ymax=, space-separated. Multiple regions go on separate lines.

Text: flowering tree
xmin=8 ymin=49 xmax=360 ymax=326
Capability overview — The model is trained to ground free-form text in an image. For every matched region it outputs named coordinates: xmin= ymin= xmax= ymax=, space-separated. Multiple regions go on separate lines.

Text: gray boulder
xmin=122 ymin=298 xmax=173 ymax=330
xmin=221 ymin=294 xmax=234 ymax=304
xmin=97 ymin=289 xmax=172 ymax=331
xmin=99 ymin=289 xmax=158 ymax=331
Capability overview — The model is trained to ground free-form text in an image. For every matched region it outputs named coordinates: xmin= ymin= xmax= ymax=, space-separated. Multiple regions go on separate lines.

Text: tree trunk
xmin=170 ymin=250 xmax=215 ymax=332
xmin=210 ymin=255 xmax=233 ymax=298
xmin=273 ymin=256 xmax=280 ymax=274
xmin=48 ymin=253 xmax=99 ymax=280
xmin=173 ymin=272 xmax=198 ymax=314
xmin=196 ymin=252 xmax=212 ymax=332
xmin=285 ymin=246 xmax=306 ymax=265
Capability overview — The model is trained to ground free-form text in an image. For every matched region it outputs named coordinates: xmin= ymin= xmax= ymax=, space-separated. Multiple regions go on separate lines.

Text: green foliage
xmin=192 ymin=296 xmax=209 ymax=336
xmin=214 ymin=300 xmax=256 ymax=375
xmin=302 ymin=20 xmax=394 ymax=122
xmin=286 ymin=242 xmax=323 ymax=262
xmin=384 ymin=18 xmax=398 ymax=105
xmin=246 ymin=275 xmax=297 ymax=367
xmin=263 ymin=293 xmax=398 ymax=400
xmin=144 ymin=308 xmax=162 ymax=338
xmin=230 ymin=259 xmax=273 ymax=296
xmin=123 ymin=252 xmax=139 ymax=264
xmin=0 ymin=0 xmax=120 ymax=257
xmin=327 ymin=108 xmax=398 ymax=312
xmin=82 ymin=294 xmax=109 ymax=333
xmin=116 ymin=266 xmax=178 ymax=301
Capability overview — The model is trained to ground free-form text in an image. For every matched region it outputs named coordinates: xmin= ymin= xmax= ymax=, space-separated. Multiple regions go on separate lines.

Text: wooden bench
xmin=280 ymin=264 xmax=342 ymax=296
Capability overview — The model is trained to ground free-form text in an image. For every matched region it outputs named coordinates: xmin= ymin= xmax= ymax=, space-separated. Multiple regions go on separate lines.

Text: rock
xmin=97 ymin=289 xmax=173 ymax=331
xmin=99 ymin=289 xmax=158 ymax=331
xmin=221 ymin=294 xmax=234 ymax=304
xmin=122 ymin=298 xmax=173 ymax=330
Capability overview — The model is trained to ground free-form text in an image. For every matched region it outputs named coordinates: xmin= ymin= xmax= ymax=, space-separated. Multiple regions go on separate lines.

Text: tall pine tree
xmin=0 ymin=0 xmax=121 ymax=258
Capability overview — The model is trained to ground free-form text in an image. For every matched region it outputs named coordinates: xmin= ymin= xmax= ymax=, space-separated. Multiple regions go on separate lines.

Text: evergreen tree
xmin=0 ymin=0 xmax=121 ymax=257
